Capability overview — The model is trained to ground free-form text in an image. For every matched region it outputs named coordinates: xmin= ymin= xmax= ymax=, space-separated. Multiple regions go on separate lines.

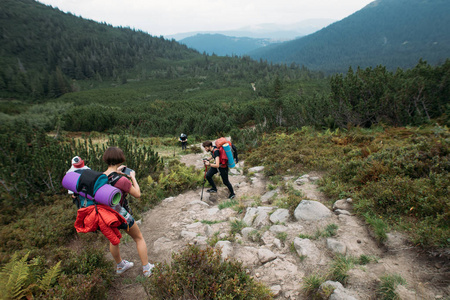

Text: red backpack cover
xmin=215 ymin=137 xmax=231 ymax=168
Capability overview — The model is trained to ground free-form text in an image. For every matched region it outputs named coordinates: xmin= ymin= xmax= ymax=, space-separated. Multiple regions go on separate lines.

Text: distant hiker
xmin=66 ymin=156 xmax=90 ymax=208
xmin=102 ymin=147 xmax=154 ymax=277
xmin=179 ymin=133 xmax=188 ymax=150
xmin=202 ymin=141 xmax=236 ymax=199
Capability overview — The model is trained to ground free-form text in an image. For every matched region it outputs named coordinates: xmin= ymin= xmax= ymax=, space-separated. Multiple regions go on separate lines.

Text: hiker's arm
xmin=128 ymin=171 xmax=141 ymax=198
xmin=209 ymin=156 xmax=220 ymax=168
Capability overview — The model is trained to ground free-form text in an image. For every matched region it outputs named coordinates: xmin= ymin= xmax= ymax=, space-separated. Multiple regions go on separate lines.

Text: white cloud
xmin=37 ymin=0 xmax=374 ymax=36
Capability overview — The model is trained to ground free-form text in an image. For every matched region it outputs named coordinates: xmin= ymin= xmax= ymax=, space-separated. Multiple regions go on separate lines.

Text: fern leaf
xmin=38 ymin=261 xmax=62 ymax=291
xmin=9 ymin=255 xmax=31 ymax=300
xmin=0 ymin=252 xmax=35 ymax=300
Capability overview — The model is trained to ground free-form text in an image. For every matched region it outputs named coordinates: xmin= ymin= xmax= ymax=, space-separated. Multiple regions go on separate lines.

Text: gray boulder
xmin=294 ymin=200 xmax=332 ymax=221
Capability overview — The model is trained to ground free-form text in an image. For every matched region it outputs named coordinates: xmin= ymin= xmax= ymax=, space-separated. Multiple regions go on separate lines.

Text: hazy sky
xmin=37 ymin=0 xmax=375 ymax=37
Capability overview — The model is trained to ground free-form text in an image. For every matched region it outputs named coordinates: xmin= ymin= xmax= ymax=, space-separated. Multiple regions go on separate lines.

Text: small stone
xmin=357 ymin=239 xmax=362 ymax=244
xmin=270 ymin=285 xmax=282 ymax=296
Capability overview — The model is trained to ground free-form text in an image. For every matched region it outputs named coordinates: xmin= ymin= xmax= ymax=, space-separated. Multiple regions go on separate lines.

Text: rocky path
xmin=110 ymin=149 xmax=449 ymax=299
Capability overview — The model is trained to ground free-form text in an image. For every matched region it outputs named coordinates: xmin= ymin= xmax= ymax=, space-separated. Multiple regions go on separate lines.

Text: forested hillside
xmin=249 ymin=0 xmax=450 ymax=73
xmin=0 ymin=0 xmax=199 ymax=99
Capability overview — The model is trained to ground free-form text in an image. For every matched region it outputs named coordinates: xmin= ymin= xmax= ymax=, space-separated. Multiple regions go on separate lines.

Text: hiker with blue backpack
xmin=202 ymin=140 xmax=236 ymax=199
xmin=102 ymin=147 xmax=154 ymax=277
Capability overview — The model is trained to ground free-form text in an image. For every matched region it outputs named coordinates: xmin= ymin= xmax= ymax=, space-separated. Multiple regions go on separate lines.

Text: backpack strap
xmin=107 ymin=172 xmax=132 ymax=213
xmin=77 ymin=170 xmax=104 ymax=197
xmin=231 ymin=143 xmax=238 ymax=163
xmin=107 ymin=172 xmax=122 ymax=186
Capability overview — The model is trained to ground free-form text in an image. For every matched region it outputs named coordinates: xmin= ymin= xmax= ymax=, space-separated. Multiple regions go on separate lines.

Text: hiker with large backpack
xmin=102 ymin=147 xmax=154 ymax=277
xmin=202 ymin=140 xmax=236 ymax=199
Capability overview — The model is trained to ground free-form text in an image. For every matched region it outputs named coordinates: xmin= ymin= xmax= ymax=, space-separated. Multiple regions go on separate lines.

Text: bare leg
xmin=126 ymin=223 xmax=149 ymax=266
xmin=110 ymin=243 xmax=122 ymax=264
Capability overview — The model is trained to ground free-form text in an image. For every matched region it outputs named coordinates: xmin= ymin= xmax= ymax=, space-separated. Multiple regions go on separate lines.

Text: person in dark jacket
xmin=179 ymin=133 xmax=188 ymax=150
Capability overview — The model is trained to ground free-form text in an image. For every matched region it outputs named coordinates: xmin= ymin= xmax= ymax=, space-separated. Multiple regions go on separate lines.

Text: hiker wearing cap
xmin=66 ymin=156 xmax=90 ymax=205
xmin=202 ymin=141 xmax=236 ymax=199
xmin=67 ymin=156 xmax=90 ymax=173
xmin=179 ymin=133 xmax=188 ymax=150
xmin=102 ymin=146 xmax=154 ymax=277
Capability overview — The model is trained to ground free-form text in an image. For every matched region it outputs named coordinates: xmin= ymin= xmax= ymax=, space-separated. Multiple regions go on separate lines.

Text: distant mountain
xmin=179 ymin=34 xmax=278 ymax=56
xmin=249 ymin=0 xmax=450 ymax=73
xmin=166 ymin=19 xmax=336 ymax=41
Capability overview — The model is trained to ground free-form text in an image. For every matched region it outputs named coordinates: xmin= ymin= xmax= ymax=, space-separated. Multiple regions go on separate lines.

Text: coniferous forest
xmin=0 ymin=0 xmax=449 ymax=299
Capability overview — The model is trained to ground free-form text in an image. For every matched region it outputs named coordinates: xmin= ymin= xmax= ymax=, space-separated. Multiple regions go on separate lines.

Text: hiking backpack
xmin=62 ymin=169 xmax=122 ymax=208
xmin=215 ymin=137 xmax=238 ymax=168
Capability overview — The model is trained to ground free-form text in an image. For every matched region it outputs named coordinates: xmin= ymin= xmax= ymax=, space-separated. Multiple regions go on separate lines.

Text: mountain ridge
xmin=166 ymin=18 xmax=336 ymax=41
xmin=248 ymin=0 xmax=450 ymax=73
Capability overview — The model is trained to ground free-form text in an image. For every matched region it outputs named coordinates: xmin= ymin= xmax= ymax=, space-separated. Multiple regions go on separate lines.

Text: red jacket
xmin=74 ymin=204 xmax=126 ymax=245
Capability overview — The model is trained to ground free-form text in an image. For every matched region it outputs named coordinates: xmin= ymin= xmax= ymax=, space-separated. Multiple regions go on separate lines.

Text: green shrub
xmin=47 ymin=270 xmax=109 ymax=300
xmin=157 ymin=160 xmax=203 ymax=195
xmin=60 ymin=247 xmax=114 ymax=280
xmin=43 ymin=246 xmax=114 ymax=299
xmin=142 ymin=245 xmax=273 ymax=299
xmin=0 ymin=197 xmax=77 ymax=253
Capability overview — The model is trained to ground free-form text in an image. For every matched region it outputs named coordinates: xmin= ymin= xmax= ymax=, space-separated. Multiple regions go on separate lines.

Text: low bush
xmin=0 ymin=245 xmax=114 ymax=300
xmin=0 ymin=196 xmax=77 ymax=256
xmin=142 ymin=245 xmax=273 ymax=299
xmin=156 ymin=160 xmax=204 ymax=195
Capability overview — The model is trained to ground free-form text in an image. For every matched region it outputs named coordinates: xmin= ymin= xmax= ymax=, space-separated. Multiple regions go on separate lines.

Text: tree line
xmin=56 ymin=60 xmax=449 ymax=135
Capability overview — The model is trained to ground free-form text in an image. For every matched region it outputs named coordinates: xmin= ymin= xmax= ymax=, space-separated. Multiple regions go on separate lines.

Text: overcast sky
xmin=37 ymin=0 xmax=375 ymax=37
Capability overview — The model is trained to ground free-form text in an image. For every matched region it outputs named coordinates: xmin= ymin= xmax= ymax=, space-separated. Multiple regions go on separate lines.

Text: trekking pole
xmin=200 ymin=161 xmax=208 ymax=201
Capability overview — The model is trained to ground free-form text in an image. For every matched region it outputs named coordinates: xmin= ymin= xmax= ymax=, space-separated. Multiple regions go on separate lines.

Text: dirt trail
xmin=109 ymin=146 xmax=449 ymax=299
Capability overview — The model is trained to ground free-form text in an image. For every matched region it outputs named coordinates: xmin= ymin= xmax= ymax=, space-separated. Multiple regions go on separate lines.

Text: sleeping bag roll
xmin=62 ymin=171 xmax=122 ymax=207
xmin=222 ymin=143 xmax=235 ymax=168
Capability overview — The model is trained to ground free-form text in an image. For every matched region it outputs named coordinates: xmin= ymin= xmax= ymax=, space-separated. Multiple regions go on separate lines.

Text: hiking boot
xmin=116 ymin=260 xmax=134 ymax=274
xmin=206 ymin=189 xmax=217 ymax=193
xmin=143 ymin=263 xmax=155 ymax=277
xmin=228 ymin=193 xmax=236 ymax=199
